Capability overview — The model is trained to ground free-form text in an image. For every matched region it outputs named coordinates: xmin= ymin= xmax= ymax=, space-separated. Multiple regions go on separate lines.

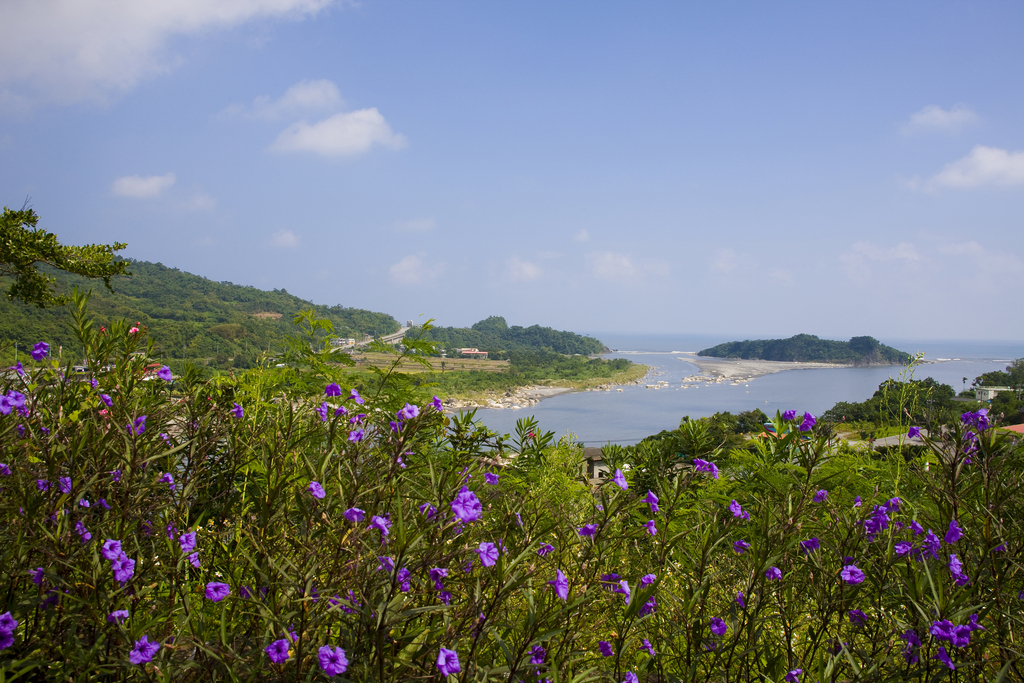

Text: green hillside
xmin=0 ymin=260 xmax=399 ymax=366
xmin=698 ymin=333 xmax=911 ymax=365
xmin=418 ymin=315 xmax=607 ymax=357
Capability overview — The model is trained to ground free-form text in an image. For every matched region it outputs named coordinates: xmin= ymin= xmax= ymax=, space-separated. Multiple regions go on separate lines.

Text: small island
xmin=698 ymin=334 xmax=911 ymax=366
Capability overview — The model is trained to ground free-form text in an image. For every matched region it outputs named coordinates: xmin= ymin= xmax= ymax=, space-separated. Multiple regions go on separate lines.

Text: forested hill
xmin=0 ymin=260 xmax=399 ymax=364
xmin=697 ymin=334 xmax=911 ymax=365
xmin=419 ymin=316 xmax=607 ymax=356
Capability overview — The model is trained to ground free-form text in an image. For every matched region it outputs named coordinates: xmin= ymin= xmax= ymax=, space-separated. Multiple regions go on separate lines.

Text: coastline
xmin=673 ymin=352 xmax=849 ymax=381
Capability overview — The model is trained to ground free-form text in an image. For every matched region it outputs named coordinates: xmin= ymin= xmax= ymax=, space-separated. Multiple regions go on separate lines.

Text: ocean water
xmin=467 ymin=334 xmax=1024 ymax=445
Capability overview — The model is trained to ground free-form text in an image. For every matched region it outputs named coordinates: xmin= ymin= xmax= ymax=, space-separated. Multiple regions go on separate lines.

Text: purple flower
xmin=477 ymin=542 xmax=499 ymax=567
xmin=398 ymin=403 xmax=419 ymax=420
xmin=642 ymin=639 xmax=655 ymax=656
xmin=451 ymin=487 xmax=483 ymax=523
xmin=934 ymin=646 xmax=955 ymax=670
xmin=946 ymin=519 xmax=963 ymax=544
xmin=783 ymin=409 xmax=797 ymax=421
xmin=129 ymin=635 xmax=160 ymax=665
xmin=530 ymin=644 xmax=546 ymax=664
xmin=189 ymin=552 xmax=200 ymax=568
xmin=784 ymin=670 xmax=802 ymax=683
xmin=624 ymin=674 xmax=639 ymax=683
xmin=840 ymin=564 xmax=865 ymax=584
xmin=549 ymin=569 xmax=568 ymax=600
xmin=765 ymin=566 xmax=782 ymax=580
xmin=112 ymin=553 xmax=135 ymax=583
xmin=895 ymin=541 xmax=913 ymax=557
xmin=800 ymin=412 xmax=816 ymax=432
xmin=158 ymin=473 xmax=175 ymax=491
xmin=130 ymin=415 xmax=146 ymax=435
xmin=101 ymin=539 xmax=122 ymax=561
xmin=598 ymin=640 xmax=613 ymax=657
xmin=325 ymin=383 xmax=342 ymax=397
xmin=230 ymin=402 xmax=243 ymax=419
xmin=319 ymin=645 xmax=348 ymax=676
xmin=644 ymin=519 xmax=657 ymax=536
xmin=800 ymin=537 xmax=820 ymax=554
xmin=100 ymin=394 xmax=113 ymax=407
xmin=31 ymin=341 xmax=49 ymax=361
xmin=349 ymin=389 xmax=364 ymax=405
xmin=111 ymin=469 xmax=122 ymax=483
xmin=640 ymin=573 xmax=656 ymax=587
xmin=205 ymin=582 xmax=231 ymax=602
xmin=853 ymin=496 xmax=861 ymax=508
xmin=107 ymin=610 xmax=129 ymax=623
xmin=75 ymin=521 xmax=92 ymax=542
xmin=11 ymin=361 xmax=24 ymax=376
xmin=736 ymin=591 xmax=745 ymax=608
xmin=578 ymin=524 xmax=598 ymax=537
xmin=37 ymin=479 xmax=49 ymax=491
xmin=347 ymin=429 xmax=364 ymax=442
xmin=639 ymin=597 xmax=657 ymax=616
xmin=334 ymin=406 xmax=347 ymax=417
xmin=693 ymin=458 xmax=719 ymax=479
xmin=266 ymin=639 xmax=290 ymax=664
xmin=645 ymin=490 xmax=659 ymax=514
xmin=59 ymin=477 xmax=72 ymax=494
xmin=729 ymin=499 xmax=750 ymax=520
xmin=0 ymin=463 xmax=9 ymax=476
xmin=921 ymin=529 xmax=941 ymax=559
xmin=484 ymin=472 xmax=499 ymax=485
xmin=537 ymin=543 xmax=555 ymax=556
xmin=437 ymin=647 xmax=460 ymax=676
xmin=615 ymin=579 xmax=631 ymax=604
xmin=179 ymin=531 xmax=197 ymax=553
xmin=710 ymin=617 xmax=727 ymax=636
xmin=734 ymin=539 xmax=751 ymax=554
xmin=431 ymin=395 xmax=443 ymax=411
xmin=901 ymin=629 xmax=921 ymax=663
xmin=78 ymin=498 xmax=90 ymax=508
xmin=369 ymin=515 xmax=391 ymax=541
xmin=908 ymin=426 xmax=921 ymax=439
xmin=30 ymin=567 xmax=44 ymax=585
xmin=612 ymin=468 xmax=628 ymax=490
xmin=848 ymin=609 xmax=867 ymax=626
xmin=157 ymin=366 xmax=173 ymax=381
xmin=317 ymin=402 xmax=329 ymax=422
xmin=344 ymin=507 xmax=365 ymax=522
xmin=812 ymin=489 xmax=827 ymax=503
xmin=308 ymin=481 xmax=326 ymax=499
xmin=0 ymin=612 xmax=18 ymax=634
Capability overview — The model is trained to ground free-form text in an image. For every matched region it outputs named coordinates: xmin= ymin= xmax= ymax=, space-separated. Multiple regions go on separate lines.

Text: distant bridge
xmin=353 ymin=326 xmax=410 ymax=348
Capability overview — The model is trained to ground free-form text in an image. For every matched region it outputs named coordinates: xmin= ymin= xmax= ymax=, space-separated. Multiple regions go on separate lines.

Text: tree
xmin=1 ymin=206 xmax=129 ymax=308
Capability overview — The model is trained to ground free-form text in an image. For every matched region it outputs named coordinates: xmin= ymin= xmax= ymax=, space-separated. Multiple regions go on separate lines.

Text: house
xmin=584 ymin=447 xmax=610 ymax=483
xmin=456 ymin=348 xmax=490 ymax=358
xmin=976 ymin=386 xmax=1013 ymax=401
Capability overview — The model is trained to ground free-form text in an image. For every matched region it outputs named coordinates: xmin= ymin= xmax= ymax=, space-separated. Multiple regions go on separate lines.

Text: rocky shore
xmin=444 ymin=374 xmax=649 ymax=411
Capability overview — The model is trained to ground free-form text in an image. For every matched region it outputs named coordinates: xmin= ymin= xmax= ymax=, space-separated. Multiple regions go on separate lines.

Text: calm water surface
xmin=466 ymin=334 xmax=1024 ymax=445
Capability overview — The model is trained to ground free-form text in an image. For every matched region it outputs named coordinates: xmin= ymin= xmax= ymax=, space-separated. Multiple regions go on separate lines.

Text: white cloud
xmin=927 ymin=146 xmax=1024 ymax=189
xmin=270 ymin=108 xmax=407 ymax=157
xmin=712 ymin=248 xmax=737 ymax=274
xmin=389 ymin=254 xmax=444 ymax=284
xmin=840 ymin=241 xmax=923 ymax=284
xmin=769 ymin=269 xmax=794 ymax=286
xmin=221 ymin=79 xmax=343 ymax=120
xmin=184 ymin=191 xmax=217 ymax=211
xmin=0 ymin=0 xmax=335 ymax=109
xmin=270 ymin=229 xmax=299 ymax=248
xmin=937 ymin=240 xmax=1023 ymax=275
xmin=900 ymin=104 xmax=978 ymax=135
xmin=111 ymin=172 xmax=176 ymax=198
xmin=587 ymin=251 xmax=637 ymax=282
xmin=505 ymin=257 xmax=542 ymax=282
xmin=395 ymin=217 xmax=435 ymax=233
xmin=574 ymin=229 xmax=590 ymax=242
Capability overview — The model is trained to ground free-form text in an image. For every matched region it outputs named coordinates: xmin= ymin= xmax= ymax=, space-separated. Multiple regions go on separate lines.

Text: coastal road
xmin=353 ymin=326 xmax=410 ymax=348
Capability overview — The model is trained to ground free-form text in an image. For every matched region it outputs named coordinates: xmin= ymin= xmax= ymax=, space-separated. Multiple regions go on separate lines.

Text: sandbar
xmin=674 ymin=352 xmax=848 ymax=380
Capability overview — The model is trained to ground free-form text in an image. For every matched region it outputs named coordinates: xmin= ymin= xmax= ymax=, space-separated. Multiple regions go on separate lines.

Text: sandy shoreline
xmin=673 ymin=352 xmax=849 ymax=380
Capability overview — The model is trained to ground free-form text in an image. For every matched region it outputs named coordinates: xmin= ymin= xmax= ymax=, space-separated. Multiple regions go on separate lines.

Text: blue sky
xmin=2 ymin=1 xmax=1023 ymax=340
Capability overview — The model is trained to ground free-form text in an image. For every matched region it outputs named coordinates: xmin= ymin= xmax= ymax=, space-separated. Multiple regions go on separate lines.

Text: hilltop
xmin=0 ymin=260 xmax=399 ymax=365
xmin=697 ymin=334 xmax=911 ymax=365
xmin=417 ymin=315 xmax=607 ymax=357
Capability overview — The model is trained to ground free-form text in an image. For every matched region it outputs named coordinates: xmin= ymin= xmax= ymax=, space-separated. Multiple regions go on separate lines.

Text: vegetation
xmin=420 ymin=315 xmax=607 ymax=357
xmin=699 ymin=334 xmax=911 ymax=365
xmin=4 ymin=299 xmax=1024 ymax=682
xmin=416 ymin=350 xmax=643 ymax=397
xmin=0 ymin=259 xmax=399 ymax=367
xmin=1 ymin=206 xmax=129 ymax=308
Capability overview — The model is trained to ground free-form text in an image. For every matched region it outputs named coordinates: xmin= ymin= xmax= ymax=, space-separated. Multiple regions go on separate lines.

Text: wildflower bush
xmin=2 ymin=298 xmax=1024 ymax=682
